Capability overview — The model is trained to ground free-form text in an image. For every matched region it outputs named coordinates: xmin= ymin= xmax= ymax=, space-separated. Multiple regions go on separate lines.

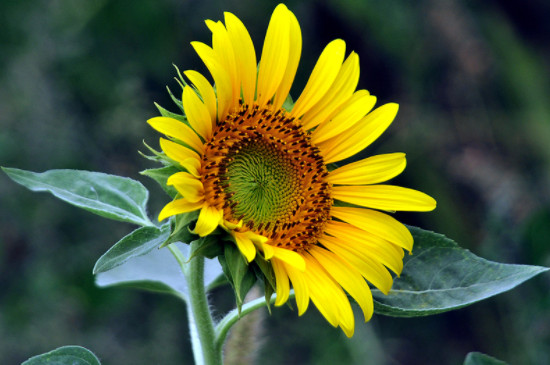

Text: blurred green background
xmin=2 ymin=0 xmax=550 ymax=364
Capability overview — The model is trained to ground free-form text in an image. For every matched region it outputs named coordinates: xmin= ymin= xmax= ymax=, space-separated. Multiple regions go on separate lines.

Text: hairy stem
xmin=169 ymin=244 xmax=222 ymax=365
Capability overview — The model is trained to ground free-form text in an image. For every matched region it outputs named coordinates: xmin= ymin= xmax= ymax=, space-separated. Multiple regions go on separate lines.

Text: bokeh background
xmin=2 ymin=0 xmax=550 ymax=364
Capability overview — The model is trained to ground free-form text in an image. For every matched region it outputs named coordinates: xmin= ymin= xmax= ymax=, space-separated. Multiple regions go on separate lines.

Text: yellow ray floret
xmin=256 ymin=4 xmax=291 ymax=107
xmin=318 ymin=103 xmax=399 ymax=163
xmin=182 ymin=86 xmax=213 ymax=140
xmin=290 ymin=39 xmax=346 ymax=119
xmin=330 ymin=206 xmax=414 ymax=251
xmin=184 ymin=70 xmax=217 ymax=122
xmin=148 ymin=117 xmax=204 ymax=153
xmin=193 ymin=205 xmax=223 ymax=237
xmin=301 ymin=52 xmax=360 ymax=130
xmin=332 ymin=185 xmax=437 ymax=212
xmin=328 ymin=153 xmax=406 ymax=185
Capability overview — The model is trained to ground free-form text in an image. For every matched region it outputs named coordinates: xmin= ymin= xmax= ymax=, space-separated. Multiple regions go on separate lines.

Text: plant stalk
xmin=170 ymin=244 xmax=222 ymax=365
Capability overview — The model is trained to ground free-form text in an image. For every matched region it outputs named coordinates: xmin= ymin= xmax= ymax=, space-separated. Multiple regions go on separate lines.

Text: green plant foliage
xmin=95 ymin=242 xmax=223 ymax=301
xmin=464 ymin=352 xmax=508 ymax=365
xmin=154 ymin=102 xmax=187 ymax=124
xmin=219 ymin=244 xmax=257 ymax=313
xmin=372 ymin=227 xmax=549 ymax=317
xmin=2 ymin=168 xmax=152 ymax=226
xmin=22 ymin=346 xmax=101 ymax=365
xmin=93 ymin=224 xmax=170 ymax=274
xmin=160 ymin=210 xmax=200 ymax=248
xmin=140 ymin=165 xmax=181 ymax=199
xmin=188 ymin=235 xmax=225 ymax=260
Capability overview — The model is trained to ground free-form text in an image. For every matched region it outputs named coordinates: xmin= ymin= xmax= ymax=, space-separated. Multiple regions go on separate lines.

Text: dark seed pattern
xmin=200 ymin=101 xmax=332 ymax=252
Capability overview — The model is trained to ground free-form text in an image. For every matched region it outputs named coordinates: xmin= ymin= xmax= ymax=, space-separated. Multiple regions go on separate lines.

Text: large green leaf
xmin=2 ymin=168 xmax=152 ymax=226
xmin=95 ymin=242 xmax=224 ymax=301
xmin=464 ymin=352 xmax=508 ymax=365
xmin=93 ymin=224 xmax=170 ymax=274
xmin=22 ymin=345 xmax=100 ymax=365
xmin=373 ymin=227 xmax=549 ymax=317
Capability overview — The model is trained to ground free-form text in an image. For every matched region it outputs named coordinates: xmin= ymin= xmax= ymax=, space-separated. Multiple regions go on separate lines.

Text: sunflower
xmin=148 ymin=3 xmax=436 ymax=337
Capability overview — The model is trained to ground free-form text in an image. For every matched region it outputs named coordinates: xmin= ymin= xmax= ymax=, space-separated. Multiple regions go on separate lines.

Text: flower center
xmin=223 ymin=140 xmax=301 ymax=225
xmin=201 ymin=102 xmax=332 ymax=251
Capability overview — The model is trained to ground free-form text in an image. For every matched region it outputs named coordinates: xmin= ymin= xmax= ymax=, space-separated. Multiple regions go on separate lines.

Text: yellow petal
xmin=192 ymin=41 xmax=232 ymax=121
xmin=290 ymin=39 xmax=346 ymax=118
xmin=324 ymin=221 xmax=404 ymax=274
xmin=303 ymin=254 xmax=355 ymax=336
xmin=224 ymin=11 xmax=257 ymax=105
xmin=193 ymin=205 xmax=222 ymax=236
xmin=301 ymin=52 xmax=360 ymax=130
xmin=284 ymin=263 xmax=310 ymax=315
xmin=311 ymin=90 xmax=376 ymax=144
xmin=242 ymin=230 xmax=269 ymax=260
xmin=233 ymin=231 xmax=257 ymax=262
xmin=207 ymin=20 xmax=240 ymax=108
xmin=328 ymin=153 xmax=407 ymax=186
xmin=221 ymin=219 xmax=243 ymax=230
xmin=158 ymin=199 xmax=203 ymax=221
xmin=318 ymin=235 xmax=393 ymax=294
xmin=333 ymin=185 xmax=437 ymax=212
xmin=309 ymin=246 xmax=373 ymax=322
xmin=331 ymin=206 xmax=414 ymax=251
xmin=301 ymin=257 xmax=339 ymax=327
xmin=272 ymin=259 xmax=290 ymax=306
xmin=271 ymin=9 xmax=302 ymax=111
xmin=261 ymin=242 xmax=275 ymax=260
xmin=271 ymin=246 xmax=306 ymax=271
xmin=182 ymin=86 xmax=213 ymax=140
xmin=184 ymin=70 xmax=217 ymax=123
xmin=256 ymin=3 xmax=290 ymax=107
xmin=159 ymin=138 xmax=201 ymax=177
xmin=317 ymin=103 xmax=399 ymax=163
xmin=148 ymin=117 xmax=204 ymax=153
xmin=166 ymin=171 xmax=204 ymax=203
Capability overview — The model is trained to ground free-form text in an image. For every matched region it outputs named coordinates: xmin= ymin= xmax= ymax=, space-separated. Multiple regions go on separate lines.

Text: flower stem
xmin=169 ymin=243 xmax=222 ymax=365
xmin=215 ymin=290 xmax=295 ymax=350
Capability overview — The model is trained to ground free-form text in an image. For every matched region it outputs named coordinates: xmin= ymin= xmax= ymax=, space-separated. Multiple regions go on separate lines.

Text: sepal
xmin=188 ymin=234 xmax=225 ymax=260
xmin=160 ymin=210 xmax=200 ymax=248
xmin=140 ymin=165 xmax=180 ymax=198
xmin=219 ymin=244 xmax=257 ymax=314
xmin=155 ymin=102 xmax=188 ymax=125
xmin=252 ymin=255 xmax=277 ymax=312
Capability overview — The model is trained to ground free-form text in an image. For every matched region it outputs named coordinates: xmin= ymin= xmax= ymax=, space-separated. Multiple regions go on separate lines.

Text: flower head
xmin=148 ymin=3 xmax=436 ymax=337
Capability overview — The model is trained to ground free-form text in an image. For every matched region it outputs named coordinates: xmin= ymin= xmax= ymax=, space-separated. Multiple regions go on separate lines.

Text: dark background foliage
xmin=1 ymin=0 xmax=550 ymax=364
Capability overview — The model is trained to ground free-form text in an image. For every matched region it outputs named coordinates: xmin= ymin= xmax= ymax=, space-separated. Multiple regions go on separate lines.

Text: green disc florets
xmin=224 ymin=140 xmax=300 ymax=225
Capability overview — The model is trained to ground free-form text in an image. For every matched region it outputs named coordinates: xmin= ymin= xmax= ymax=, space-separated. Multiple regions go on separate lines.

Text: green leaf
xmin=188 ymin=235 xmax=224 ymax=260
xmin=140 ymin=165 xmax=180 ymax=199
xmin=93 ymin=224 xmax=170 ymax=274
xmin=464 ymin=352 xmax=508 ymax=365
xmin=373 ymin=227 xmax=549 ymax=317
xmin=22 ymin=345 xmax=100 ymax=365
xmin=219 ymin=244 xmax=257 ymax=313
xmin=161 ymin=210 xmax=200 ymax=248
xmin=95 ymin=242 xmax=224 ymax=301
xmin=2 ymin=168 xmax=152 ymax=226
